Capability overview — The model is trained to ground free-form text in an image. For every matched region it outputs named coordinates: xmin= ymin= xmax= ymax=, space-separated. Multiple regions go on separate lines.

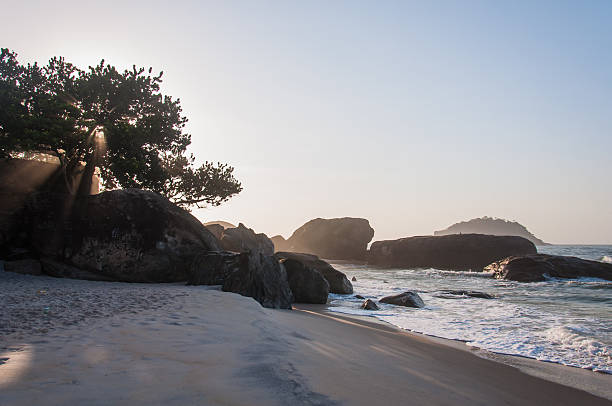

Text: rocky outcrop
xmin=222 ymin=253 xmax=293 ymax=309
xmin=486 ymin=254 xmax=612 ymax=282
xmin=275 ymin=252 xmax=353 ymax=294
xmin=280 ymin=217 xmax=375 ymax=261
xmin=368 ymin=234 xmax=536 ymax=271
xmin=214 ymin=223 xmax=274 ymax=256
xmin=3 ymin=259 xmax=43 ymax=275
xmin=187 ymin=251 xmax=241 ymax=285
xmin=279 ymin=256 xmax=329 ymax=304
xmin=361 ymin=299 xmax=379 ymax=310
xmin=380 ymin=291 xmax=424 ymax=308
xmin=271 ymin=235 xmax=289 ymax=252
xmin=203 ymin=220 xmax=236 ymax=229
xmin=9 ymin=189 xmax=219 ymax=282
xmin=434 ymin=216 xmax=547 ymax=246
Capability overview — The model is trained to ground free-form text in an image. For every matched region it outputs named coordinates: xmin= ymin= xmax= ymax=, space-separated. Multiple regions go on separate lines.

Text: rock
xmin=275 ymin=252 xmax=353 ymax=294
xmin=271 ymin=235 xmax=289 ymax=252
xmin=187 ymin=251 xmax=242 ymax=285
xmin=281 ymin=217 xmax=375 ymax=261
xmin=368 ymin=234 xmax=536 ymax=271
xmin=204 ymin=223 xmax=225 ymax=240
xmin=361 ymin=299 xmax=379 ymax=310
xmin=280 ymin=257 xmax=329 ymax=304
xmin=437 ymin=290 xmax=494 ymax=299
xmin=434 ymin=216 xmax=547 ymax=246
xmin=3 ymin=259 xmax=43 ymax=275
xmin=40 ymin=258 xmax=115 ymax=281
xmin=217 ymin=223 xmax=274 ymax=256
xmin=355 ymin=294 xmax=365 ymax=299
xmin=203 ymin=220 xmax=236 ymax=229
xmin=351 ymin=276 xmax=357 ymax=282
xmin=16 ymin=189 xmax=219 ymax=282
xmin=486 ymin=254 xmax=612 ymax=282
xmin=222 ymin=253 xmax=293 ymax=309
xmin=380 ymin=291 xmax=424 ymax=308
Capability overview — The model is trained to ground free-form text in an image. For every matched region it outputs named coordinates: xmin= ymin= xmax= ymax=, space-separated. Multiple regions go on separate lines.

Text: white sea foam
xmin=600 ymin=255 xmax=612 ymax=263
xmin=329 ymin=246 xmax=612 ymax=373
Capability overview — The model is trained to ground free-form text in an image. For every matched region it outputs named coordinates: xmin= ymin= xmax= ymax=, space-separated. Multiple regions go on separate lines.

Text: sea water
xmin=327 ymin=245 xmax=612 ymax=373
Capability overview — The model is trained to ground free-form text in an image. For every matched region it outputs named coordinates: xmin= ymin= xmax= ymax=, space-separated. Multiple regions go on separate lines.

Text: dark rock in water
xmin=355 ymin=294 xmax=365 ymax=299
xmin=361 ymin=299 xmax=379 ymax=310
xmin=380 ymin=291 xmax=425 ymax=308
xmin=351 ymin=276 xmax=357 ymax=282
xmin=215 ymin=223 xmax=274 ymax=256
xmin=280 ymin=257 xmax=329 ymax=304
xmin=368 ymin=234 xmax=536 ymax=271
xmin=3 ymin=259 xmax=43 ymax=275
xmin=13 ymin=189 xmax=219 ymax=282
xmin=275 ymin=252 xmax=353 ymax=294
xmin=187 ymin=251 xmax=242 ymax=285
xmin=438 ymin=290 xmax=494 ymax=299
xmin=280 ymin=217 xmax=375 ymax=261
xmin=486 ymin=254 xmax=612 ymax=282
xmin=222 ymin=253 xmax=293 ymax=309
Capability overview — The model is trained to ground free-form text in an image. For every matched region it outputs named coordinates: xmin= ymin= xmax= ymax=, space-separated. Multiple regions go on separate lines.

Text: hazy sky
xmin=3 ymin=1 xmax=611 ymax=244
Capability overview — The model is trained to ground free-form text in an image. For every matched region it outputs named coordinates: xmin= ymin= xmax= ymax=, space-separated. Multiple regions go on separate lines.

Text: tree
xmin=0 ymin=48 xmax=242 ymax=208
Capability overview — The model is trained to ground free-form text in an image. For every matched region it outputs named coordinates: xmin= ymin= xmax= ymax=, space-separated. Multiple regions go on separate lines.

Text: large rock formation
xmin=221 ymin=253 xmax=293 ymax=309
xmin=7 ymin=189 xmax=220 ymax=282
xmin=279 ymin=256 xmax=329 ymax=304
xmin=368 ymin=234 xmax=536 ymax=271
xmin=275 ymin=252 xmax=353 ymax=294
xmin=379 ymin=291 xmax=424 ymax=308
xmin=434 ymin=216 xmax=546 ymax=246
xmin=187 ymin=251 xmax=294 ymax=309
xmin=279 ymin=217 xmax=375 ymax=261
xmin=486 ymin=254 xmax=612 ymax=282
xmin=209 ymin=223 xmax=274 ymax=256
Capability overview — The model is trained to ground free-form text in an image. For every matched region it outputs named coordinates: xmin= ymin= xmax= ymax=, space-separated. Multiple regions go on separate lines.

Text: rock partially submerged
xmin=280 ymin=256 xmax=329 ymax=304
xmin=380 ymin=291 xmax=425 ymax=308
xmin=361 ymin=299 xmax=379 ymax=310
xmin=368 ymin=234 xmax=536 ymax=271
xmin=486 ymin=254 xmax=612 ymax=282
xmin=275 ymin=252 xmax=353 ymax=294
xmin=437 ymin=290 xmax=494 ymax=299
xmin=280 ymin=217 xmax=375 ymax=261
xmin=13 ymin=189 xmax=220 ymax=283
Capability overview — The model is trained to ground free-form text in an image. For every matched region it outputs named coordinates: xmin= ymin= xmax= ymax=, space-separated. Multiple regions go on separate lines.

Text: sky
xmin=2 ymin=0 xmax=611 ymax=244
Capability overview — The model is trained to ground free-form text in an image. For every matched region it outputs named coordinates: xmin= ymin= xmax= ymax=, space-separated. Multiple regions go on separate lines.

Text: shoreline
xmin=298 ymin=303 xmax=612 ymax=401
xmin=1 ymin=271 xmax=610 ymax=405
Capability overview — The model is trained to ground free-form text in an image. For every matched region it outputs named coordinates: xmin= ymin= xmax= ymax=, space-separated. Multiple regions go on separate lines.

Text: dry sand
xmin=1 ymin=269 xmax=610 ymax=405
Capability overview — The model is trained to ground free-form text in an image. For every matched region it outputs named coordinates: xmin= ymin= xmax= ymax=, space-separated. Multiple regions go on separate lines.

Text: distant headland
xmin=434 ymin=216 xmax=547 ymax=246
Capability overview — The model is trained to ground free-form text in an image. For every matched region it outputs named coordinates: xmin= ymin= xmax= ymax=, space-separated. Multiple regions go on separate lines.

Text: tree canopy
xmin=0 ymin=48 xmax=242 ymax=208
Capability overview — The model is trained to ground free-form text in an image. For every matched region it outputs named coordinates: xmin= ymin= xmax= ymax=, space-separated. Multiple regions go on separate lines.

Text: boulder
xmin=437 ymin=290 xmax=494 ymax=299
xmin=3 ymin=259 xmax=43 ymax=276
xmin=187 ymin=251 xmax=242 ymax=285
xmin=355 ymin=294 xmax=365 ymax=299
xmin=271 ymin=235 xmax=289 ymax=252
xmin=216 ymin=223 xmax=274 ymax=256
xmin=351 ymin=276 xmax=357 ymax=282
xmin=275 ymin=252 xmax=353 ymax=294
xmin=380 ymin=291 xmax=424 ymax=308
xmin=222 ymin=253 xmax=293 ymax=309
xmin=204 ymin=223 xmax=225 ymax=240
xmin=15 ymin=189 xmax=219 ymax=282
xmin=361 ymin=299 xmax=379 ymax=310
xmin=280 ymin=257 xmax=329 ymax=304
xmin=282 ymin=217 xmax=375 ymax=260
xmin=368 ymin=234 xmax=536 ymax=271
xmin=486 ymin=254 xmax=612 ymax=282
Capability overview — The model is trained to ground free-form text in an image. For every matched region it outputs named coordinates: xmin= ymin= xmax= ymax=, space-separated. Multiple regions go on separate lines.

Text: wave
xmin=600 ymin=255 xmax=612 ymax=263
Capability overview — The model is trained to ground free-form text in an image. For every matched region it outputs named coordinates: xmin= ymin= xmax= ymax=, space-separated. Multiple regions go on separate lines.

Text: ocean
xmin=328 ymin=245 xmax=612 ymax=373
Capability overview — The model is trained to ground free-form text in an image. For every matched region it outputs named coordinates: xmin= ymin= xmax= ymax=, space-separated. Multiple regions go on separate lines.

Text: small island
xmin=434 ymin=217 xmax=547 ymax=246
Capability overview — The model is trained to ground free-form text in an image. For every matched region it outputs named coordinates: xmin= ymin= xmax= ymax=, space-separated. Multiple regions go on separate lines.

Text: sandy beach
xmin=1 ymin=269 xmax=610 ymax=406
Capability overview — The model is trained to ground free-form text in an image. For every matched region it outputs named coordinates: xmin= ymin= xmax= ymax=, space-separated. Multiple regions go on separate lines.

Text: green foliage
xmin=0 ymin=48 xmax=241 ymax=208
